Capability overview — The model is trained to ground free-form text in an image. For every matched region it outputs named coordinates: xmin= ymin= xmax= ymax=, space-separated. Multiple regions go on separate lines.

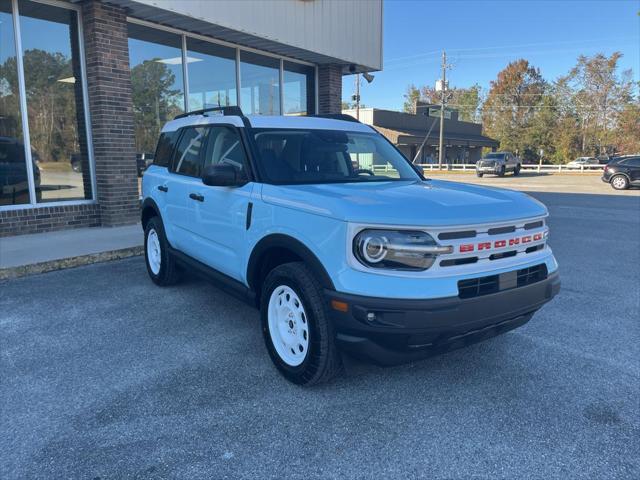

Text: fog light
xmin=366 ymin=312 xmax=376 ymax=322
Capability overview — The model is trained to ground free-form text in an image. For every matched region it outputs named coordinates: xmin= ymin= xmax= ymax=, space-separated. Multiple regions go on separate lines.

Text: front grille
xmin=457 ymin=264 xmax=548 ymax=299
xmin=517 ymin=264 xmax=548 ymax=287
xmin=458 ymin=275 xmax=500 ymax=299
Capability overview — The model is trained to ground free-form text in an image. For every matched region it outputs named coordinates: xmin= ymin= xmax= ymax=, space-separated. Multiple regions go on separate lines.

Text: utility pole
xmin=438 ymin=50 xmax=447 ymax=169
xmin=354 ymin=74 xmax=361 ymax=120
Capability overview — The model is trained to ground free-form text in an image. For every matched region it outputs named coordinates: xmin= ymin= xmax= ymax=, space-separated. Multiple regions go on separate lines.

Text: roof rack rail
xmin=311 ymin=113 xmax=360 ymax=123
xmin=174 ymin=106 xmax=244 ymax=120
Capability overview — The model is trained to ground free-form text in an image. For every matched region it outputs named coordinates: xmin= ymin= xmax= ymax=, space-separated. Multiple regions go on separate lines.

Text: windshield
xmin=252 ymin=129 xmax=420 ymax=184
xmin=484 ymin=153 xmax=505 ymax=160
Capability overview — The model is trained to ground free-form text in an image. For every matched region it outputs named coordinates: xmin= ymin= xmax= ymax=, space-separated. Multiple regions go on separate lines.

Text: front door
xmin=186 ymin=125 xmax=254 ymax=282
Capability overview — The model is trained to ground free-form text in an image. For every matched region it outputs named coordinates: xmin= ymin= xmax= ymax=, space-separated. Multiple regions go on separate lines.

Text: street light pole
xmin=438 ymin=50 xmax=447 ymax=170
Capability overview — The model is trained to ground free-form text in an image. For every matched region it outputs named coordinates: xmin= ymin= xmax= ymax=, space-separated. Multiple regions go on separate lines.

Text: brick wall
xmin=318 ymin=64 xmax=343 ymax=114
xmin=0 ymin=204 xmax=100 ymax=237
xmin=81 ymin=0 xmax=139 ymax=227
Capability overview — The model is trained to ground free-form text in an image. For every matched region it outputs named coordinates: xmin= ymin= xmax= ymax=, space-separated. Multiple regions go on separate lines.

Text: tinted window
xmin=203 ymin=127 xmax=248 ymax=177
xmin=485 ymin=153 xmax=506 ymax=160
xmin=173 ymin=127 xmax=208 ymax=177
xmin=154 ymin=131 xmax=179 ymax=167
xmin=622 ymin=157 xmax=640 ymax=167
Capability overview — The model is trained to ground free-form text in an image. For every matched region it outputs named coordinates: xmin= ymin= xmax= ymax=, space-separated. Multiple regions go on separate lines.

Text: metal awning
xmin=373 ymin=126 xmax=499 ymax=148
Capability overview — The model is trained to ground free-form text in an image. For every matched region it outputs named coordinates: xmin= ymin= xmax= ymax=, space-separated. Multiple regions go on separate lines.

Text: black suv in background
xmin=602 ymin=156 xmax=640 ymax=190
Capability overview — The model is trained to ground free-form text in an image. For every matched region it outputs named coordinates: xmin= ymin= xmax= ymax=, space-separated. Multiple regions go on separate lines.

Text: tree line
xmin=403 ymin=52 xmax=639 ymax=163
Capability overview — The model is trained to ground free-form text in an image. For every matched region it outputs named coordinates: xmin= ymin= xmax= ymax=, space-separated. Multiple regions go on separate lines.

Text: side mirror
xmin=202 ymin=164 xmax=244 ymax=187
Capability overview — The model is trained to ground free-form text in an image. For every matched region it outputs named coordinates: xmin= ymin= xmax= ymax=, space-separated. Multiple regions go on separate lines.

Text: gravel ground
xmin=1 ymin=191 xmax=639 ymax=479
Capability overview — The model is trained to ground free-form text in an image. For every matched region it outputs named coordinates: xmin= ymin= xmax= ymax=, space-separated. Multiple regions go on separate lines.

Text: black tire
xmin=610 ymin=174 xmax=629 ymax=190
xmin=144 ymin=216 xmax=181 ymax=286
xmin=476 ymin=171 xmax=483 ymax=178
xmin=260 ymin=262 xmax=342 ymax=386
xmin=498 ymin=166 xmax=506 ymax=177
xmin=514 ymin=164 xmax=521 ymax=176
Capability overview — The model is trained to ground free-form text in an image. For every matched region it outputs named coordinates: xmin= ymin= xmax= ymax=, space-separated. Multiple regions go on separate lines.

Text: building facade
xmin=0 ymin=0 xmax=382 ymax=237
xmin=343 ymin=107 xmax=498 ymax=164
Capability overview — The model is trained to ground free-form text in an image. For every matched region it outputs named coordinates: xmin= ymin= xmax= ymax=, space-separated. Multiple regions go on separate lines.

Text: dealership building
xmin=0 ymin=0 xmax=382 ymax=237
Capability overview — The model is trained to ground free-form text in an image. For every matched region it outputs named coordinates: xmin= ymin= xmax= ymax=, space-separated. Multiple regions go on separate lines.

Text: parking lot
xmin=1 ymin=187 xmax=639 ymax=479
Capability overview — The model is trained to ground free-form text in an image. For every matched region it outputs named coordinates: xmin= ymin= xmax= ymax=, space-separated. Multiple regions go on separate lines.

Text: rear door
xmin=624 ymin=157 xmax=640 ymax=183
xmin=164 ymin=126 xmax=210 ymax=256
xmin=187 ymin=125 xmax=254 ymax=281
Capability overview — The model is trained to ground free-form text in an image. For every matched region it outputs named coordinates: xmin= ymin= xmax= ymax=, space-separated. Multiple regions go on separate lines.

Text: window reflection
xmin=187 ymin=38 xmax=237 ymax=110
xmin=0 ymin=1 xmax=31 ymax=206
xmin=128 ymin=23 xmax=184 ymax=163
xmin=283 ymin=62 xmax=315 ymax=116
xmin=18 ymin=0 xmax=92 ymax=202
xmin=240 ymin=51 xmax=280 ymax=115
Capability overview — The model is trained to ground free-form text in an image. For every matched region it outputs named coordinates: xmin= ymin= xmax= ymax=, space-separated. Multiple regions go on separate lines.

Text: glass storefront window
xmin=18 ymin=0 xmax=92 ymax=203
xmin=186 ymin=38 xmax=237 ymax=110
xmin=128 ymin=23 xmax=185 ymax=159
xmin=240 ymin=51 xmax=280 ymax=115
xmin=283 ymin=61 xmax=315 ymax=116
xmin=1 ymin=0 xmax=29 ymax=206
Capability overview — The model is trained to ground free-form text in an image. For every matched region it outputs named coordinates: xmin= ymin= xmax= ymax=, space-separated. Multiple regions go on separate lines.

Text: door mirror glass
xmin=202 ymin=164 xmax=243 ymax=186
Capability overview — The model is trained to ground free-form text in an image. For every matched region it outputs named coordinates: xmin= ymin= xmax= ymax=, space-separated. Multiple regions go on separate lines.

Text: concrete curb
xmin=0 ymin=246 xmax=143 ymax=281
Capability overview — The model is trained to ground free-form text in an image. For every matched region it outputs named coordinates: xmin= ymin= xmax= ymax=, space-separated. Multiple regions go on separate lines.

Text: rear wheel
xmin=261 ymin=262 xmax=342 ymax=386
xmin=611 ymin=175 xmax=629 ymax=190
xmin=144 ymin=216 xmax=181 ymax=286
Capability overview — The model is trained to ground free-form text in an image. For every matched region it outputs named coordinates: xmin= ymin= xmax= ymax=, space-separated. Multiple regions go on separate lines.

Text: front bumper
xmin=477 ymin=166 xmax=500 ymax=174
xmin=326 ymin=271 xmax=560 ymax=365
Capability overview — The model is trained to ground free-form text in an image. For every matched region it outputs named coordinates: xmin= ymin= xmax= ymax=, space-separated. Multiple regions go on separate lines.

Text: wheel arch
xmin=141 ymin=197 xmax=161 ymax=230
xmin=247 ymin=234 xmax=335 ymax=301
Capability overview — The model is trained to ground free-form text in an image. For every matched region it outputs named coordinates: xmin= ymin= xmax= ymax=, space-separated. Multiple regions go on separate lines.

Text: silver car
xmin=476 ymin=152 xmax=521 ymax=177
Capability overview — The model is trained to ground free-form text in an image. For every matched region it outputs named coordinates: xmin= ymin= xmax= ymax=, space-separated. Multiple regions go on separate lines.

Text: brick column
xmin=81 ymin=0 xmax=139 ymax=226
xmin=317 ymin=64 xmax=343 ymax=114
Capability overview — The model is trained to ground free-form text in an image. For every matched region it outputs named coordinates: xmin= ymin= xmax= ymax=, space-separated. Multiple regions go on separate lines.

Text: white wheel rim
xmin=147 ymin=228 xmax=161 ymax=275
xmin=613 ymin=177 xmax=625 ymax=188
xmin=267 ymin=285 xmax=309 ymax=367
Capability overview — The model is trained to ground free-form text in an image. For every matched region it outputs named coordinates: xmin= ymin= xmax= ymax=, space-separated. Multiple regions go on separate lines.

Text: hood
xmin=261 ymin=179 xmax=547 ymax=226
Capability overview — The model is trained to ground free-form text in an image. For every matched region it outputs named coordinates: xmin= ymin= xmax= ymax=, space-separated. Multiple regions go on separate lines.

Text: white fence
xmin=413 ymin=163 xmax=605 ymax=173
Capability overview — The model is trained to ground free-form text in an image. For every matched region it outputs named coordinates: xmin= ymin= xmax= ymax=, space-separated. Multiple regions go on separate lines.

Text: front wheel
xmin=611 ymin=175 xmax=629 ymax=190
xmin=514 ymin=164 xmax=521 ymax=176
xmin=261 ymin=262 xmax=342 ymax=386
xmin=498 ymin=166 xmax=506 ymax=177
xmin=476 ymin=171 xmax=483 ymax=178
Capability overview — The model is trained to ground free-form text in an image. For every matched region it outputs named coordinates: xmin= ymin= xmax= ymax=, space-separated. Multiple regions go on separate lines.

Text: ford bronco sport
xmin=141 ymin=107 xmax=560 ymax=385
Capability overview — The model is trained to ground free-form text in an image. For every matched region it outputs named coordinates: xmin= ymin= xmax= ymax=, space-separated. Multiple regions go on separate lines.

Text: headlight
xmin=353 ymin=229 xmax=452 ymax=271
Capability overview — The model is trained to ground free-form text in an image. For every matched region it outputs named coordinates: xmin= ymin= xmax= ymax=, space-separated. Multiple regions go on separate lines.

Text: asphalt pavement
xmin=1 ymin=191 xmax=639 ymax=479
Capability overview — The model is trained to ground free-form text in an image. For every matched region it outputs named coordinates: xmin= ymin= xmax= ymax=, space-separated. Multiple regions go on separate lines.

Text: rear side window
xmin=173 ymin=126 xmax=209 ymax=177
xmin=154 ymin=131 xmax=179 ymax=168
xmin=622 ymin=157 xmax=640 ymax=167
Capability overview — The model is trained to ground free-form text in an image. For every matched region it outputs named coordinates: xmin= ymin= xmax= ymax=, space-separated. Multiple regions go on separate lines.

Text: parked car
xmin=601 ymin=155 xmax=640 ymax=190
xmin=476 ymin=152 xmax=521 ymax=177
xmin=70 ymin=153 xmax=82 ymax=172
xmin=0 ymin=136 xmax=40 ymax=205
xmin=566 ymin=157 xmax=599 ymax=168
xmin=140 ymin=107 xmax=560 ymax=385
xmin=137 ymin=152 xmax=154 ymax=176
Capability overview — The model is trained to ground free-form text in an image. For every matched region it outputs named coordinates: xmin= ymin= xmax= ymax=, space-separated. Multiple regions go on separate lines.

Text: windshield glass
xmin=252 ymin=129 xmax=420 ymax=184
xmin=484 ymin=153 xmax=505 ymax=160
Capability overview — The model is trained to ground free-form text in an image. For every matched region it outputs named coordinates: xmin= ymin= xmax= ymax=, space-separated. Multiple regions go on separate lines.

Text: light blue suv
xmin=141 ymin=107 xmax=560 ymax=385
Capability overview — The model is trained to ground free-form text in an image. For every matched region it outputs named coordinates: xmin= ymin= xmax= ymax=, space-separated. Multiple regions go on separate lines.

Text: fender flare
xmin=141 ymin=197 xmax=161 ymax=229
xmin=247 ymin=234 xmax=335 ymax=291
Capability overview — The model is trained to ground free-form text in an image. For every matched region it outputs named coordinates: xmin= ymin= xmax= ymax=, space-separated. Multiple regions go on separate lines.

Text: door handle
xmin=189 ymin=193 xmax=204 ymax=202
xmin=157 ymin=185 xmax=168 ymax=192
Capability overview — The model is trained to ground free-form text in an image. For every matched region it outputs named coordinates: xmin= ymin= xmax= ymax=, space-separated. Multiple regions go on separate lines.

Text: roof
xmin=163 ymin=114 xmax=376 ymax=134
xmin=372 ymin=126 xmax=499 ymax=148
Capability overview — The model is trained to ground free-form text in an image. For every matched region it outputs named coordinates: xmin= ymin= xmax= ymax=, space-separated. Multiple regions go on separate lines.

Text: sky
xmin=343 ymin=0 xmax=640 ymax=111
